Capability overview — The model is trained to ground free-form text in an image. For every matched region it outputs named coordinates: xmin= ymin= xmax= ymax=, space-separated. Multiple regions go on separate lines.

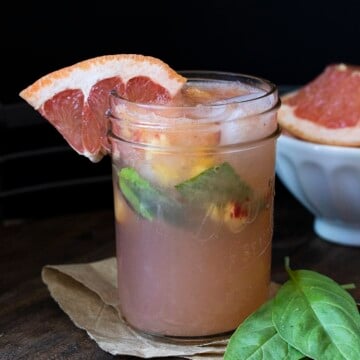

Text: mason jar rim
xmin=107 ymin=70 xmax=280 ymax=150
xmin=108 ymin=70 xmax=279 ymax=111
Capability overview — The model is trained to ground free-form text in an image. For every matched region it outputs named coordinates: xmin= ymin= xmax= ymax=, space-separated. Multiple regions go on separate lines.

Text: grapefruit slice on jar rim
xmin=19 ymin=54 xmax=187 ymax=162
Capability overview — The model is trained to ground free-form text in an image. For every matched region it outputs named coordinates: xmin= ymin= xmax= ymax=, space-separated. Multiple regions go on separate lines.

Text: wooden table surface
xmin=1 ymin=182 xmax=360 ymax=359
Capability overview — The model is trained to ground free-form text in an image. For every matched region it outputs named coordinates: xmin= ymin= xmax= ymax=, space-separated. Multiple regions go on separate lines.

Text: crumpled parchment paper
xmin=42 ymin=257 xmax=279 ymax=359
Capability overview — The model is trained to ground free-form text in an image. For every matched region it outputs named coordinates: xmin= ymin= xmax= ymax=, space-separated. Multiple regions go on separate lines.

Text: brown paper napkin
xmin=41 ymin=257 xmax=279 ymax=359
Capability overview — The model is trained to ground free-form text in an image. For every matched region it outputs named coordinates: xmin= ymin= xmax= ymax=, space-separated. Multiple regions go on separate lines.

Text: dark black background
xmin=2 ymin=1 xmax=360 ymax=104
xmin=1 ymin=1 xmax=360 ymax=220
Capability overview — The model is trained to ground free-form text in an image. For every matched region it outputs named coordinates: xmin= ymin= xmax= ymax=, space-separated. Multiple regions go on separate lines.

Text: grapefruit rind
xmin=278 ymin=63 xmax=360 ymax=147
xmin=279 ymin=90 xmax=360 ymax=147
xmin=19 ymin=54 xmax=187 ymax=162
xmin=19 ymin=54 xmax=186 ymax=110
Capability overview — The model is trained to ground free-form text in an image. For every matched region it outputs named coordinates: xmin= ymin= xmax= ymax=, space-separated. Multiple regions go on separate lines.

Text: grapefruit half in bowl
xmin=278 ymin=63 xmax=360 ymax=147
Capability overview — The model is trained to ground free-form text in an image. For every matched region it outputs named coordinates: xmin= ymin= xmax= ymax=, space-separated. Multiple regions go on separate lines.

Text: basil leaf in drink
xmin=118 ymin=168 xmax=153 ymax=220
xmin=118 ymin=167 xmax=184 ymax=223
xmin=224 ymin=299 xmax=304 ymax=360
xmin=175 ymin=162 xmax=253 ymax=205
xmin=272 ymin=263 xmax=360 ymax=360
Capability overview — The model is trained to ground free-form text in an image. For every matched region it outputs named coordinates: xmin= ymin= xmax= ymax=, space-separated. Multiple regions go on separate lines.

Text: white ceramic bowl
xmin=276 ymin=133 xmax=360 ymax=246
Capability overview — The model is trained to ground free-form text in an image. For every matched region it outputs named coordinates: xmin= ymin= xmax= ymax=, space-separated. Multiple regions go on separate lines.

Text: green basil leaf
xmin=118 ymin=167 xmax=185 ymax=223
xmin=272 ymin=267 xmax=360 ymax=360
xmin=224 ymin=299 xmax=305 ymax=360
xmin=118 ymin=168 xmax=154 ymax=220
xmin=175 ymin=162 xmax=253 ymax=205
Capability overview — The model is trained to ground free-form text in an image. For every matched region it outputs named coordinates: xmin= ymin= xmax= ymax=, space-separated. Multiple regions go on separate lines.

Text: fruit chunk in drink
xmin=110 ymin=72 xmax=279 ymax=338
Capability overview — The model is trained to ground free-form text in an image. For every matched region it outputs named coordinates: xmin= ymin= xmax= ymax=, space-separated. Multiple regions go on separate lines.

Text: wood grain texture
xmin=1 ymin=184 xmax=359 ymax=359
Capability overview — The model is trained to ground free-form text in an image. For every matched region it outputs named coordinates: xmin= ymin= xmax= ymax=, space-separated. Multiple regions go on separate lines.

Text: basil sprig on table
xmin=224 ymin=258 xmax=360 ymax=360
xmin=224 ymin=299 xmax=304 ymax=360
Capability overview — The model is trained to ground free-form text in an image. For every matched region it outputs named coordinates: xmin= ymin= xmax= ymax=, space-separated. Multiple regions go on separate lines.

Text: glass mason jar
xmin=108 ymin=71 xmax=280 ymax=341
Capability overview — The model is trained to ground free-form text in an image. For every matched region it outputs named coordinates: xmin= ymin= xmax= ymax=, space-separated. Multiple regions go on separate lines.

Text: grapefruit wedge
xmin=278 ymin=63 xmax=360 ymax=146
xmin=19 ymin=54 xmax=187 ymax=162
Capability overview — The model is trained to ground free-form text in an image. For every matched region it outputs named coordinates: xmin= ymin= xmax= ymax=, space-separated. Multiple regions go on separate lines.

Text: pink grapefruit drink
xmin=109 ymin=71 xmax=280 ymax=340
xmin=19 ymin=56 xmax=278 ymax=341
